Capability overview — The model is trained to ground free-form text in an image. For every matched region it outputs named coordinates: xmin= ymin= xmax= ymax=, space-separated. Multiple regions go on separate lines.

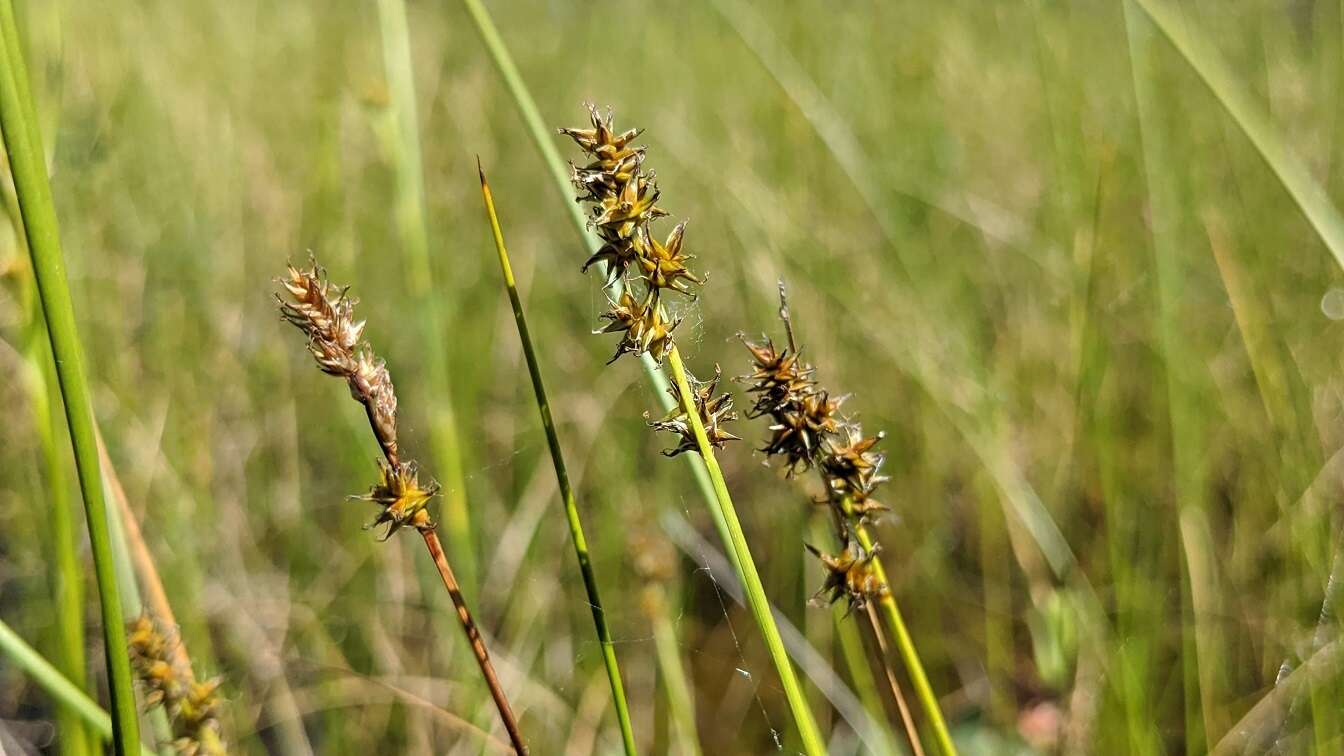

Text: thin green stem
xmin=852 ymin=523 xmax=957 ymax=756
xmin=18 ymin=267 xmax=93 ymax=756
xmin=478 ymin=166 xmax=638 ymax=755
xmin=664 ymin=347 xmax=826 ymax=755
xmin=0 ymin=4 xmax=140 ymax=753
xmin=0 ymin=619 xmax=156 ymax=756
xmin=376 ymin=0 xmax=475 ymax=591
xmin=648 ymin=587 xmax=701 ymax=756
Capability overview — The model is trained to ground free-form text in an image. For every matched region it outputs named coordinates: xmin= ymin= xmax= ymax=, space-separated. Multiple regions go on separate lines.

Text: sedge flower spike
xmin=738 ymin=286 xmax=895 ymax=600
xmin=561 ymin=104 xmax=705 ymax=366
xmin=276 ymin=257 xmax=528 ymax=752
xmin=276 ymin=260 xmax=433 ymax=537
xmin=127 ymin=615 xmax=227 ymax=756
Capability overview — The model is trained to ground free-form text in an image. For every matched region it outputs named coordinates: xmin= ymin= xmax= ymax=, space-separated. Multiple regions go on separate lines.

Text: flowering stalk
xmin=276 ymin=261 xmax=527 ymax=754
xmin=560 ymin=106 xmax=826 ymax=755
xmin=478 ymin=165 xmax=637 ymax=755
xmin=739 ymin=285 xmax=957 ymax=756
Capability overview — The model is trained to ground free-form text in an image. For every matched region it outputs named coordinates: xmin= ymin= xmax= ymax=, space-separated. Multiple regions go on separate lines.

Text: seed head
xmin=127 ymin=615 xmax=227 ymax=756
xmin=561 ymin=104 xmax=704 ymax=363
xmin=646 ymin=365 xmax=740 ymax=457
xmin=598 ymin=290 xmax=681 ymax=365
xmin=805 ymin=538 xmax=889 ymax=615
xmin=355 ymin=459 xmax=439 ymax=540
xmin=278 ymin=257 xmax=443 ymax=539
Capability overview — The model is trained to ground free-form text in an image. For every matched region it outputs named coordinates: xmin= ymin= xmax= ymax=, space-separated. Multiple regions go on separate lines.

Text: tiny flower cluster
xmin=645 ymin=365 xmax=740 ymax=457
xmin=739 ymin=292 xmax=891 ymax=611
xmin=277 ymin=261 xmax=436 ymax=538
xmin=127 ymin=615 xmax=226 ymax=756
xmin=804 ymin=540 xmax=889 ymax=614
xmin=561 ymin=104 xmax=703 ymax=365
xmin=563 ymin=105 xmax=737 ymax=457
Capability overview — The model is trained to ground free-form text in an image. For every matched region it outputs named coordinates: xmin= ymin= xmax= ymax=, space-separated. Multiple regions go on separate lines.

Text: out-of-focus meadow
xmin=3 ymin=0 xmax=1344 ymax=753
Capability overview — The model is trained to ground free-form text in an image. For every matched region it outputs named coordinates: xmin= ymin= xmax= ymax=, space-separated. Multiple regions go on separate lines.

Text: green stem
xmin=18 ymin=264 xmax=93 ymax=756
xmin=0 ymin=619 xmax=156 ymax=756
xmin=376 ymin=0 xmax=475 ymax=591
xmin=0 ymin=4 xmax=140 ymax=753
xmin=478 ymin=166 xmax=638 ymax=755
xmin=648 ymin=588 xmax=701 ymax=756
xmin=664 ymin=347 xmax=826 ymax=755
xmin=852 ymin=523 xmax=957 ymax=756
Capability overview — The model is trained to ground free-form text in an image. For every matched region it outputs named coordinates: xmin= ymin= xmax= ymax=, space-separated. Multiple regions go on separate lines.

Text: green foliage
xmin=0 ymin=1 xmax=1343 ymax=753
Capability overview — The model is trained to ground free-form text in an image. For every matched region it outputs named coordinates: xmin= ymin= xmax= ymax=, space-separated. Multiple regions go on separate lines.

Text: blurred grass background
xmin=3 ymin=0 xmax=1344 ymax=753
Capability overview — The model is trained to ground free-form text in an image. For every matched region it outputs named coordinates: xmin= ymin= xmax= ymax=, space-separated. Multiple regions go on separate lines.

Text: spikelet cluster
xmin=645 ymin=365 xmax=740 ymax=457
xmin=277 ymin=260 xmax=437 ymax=538
xmin=561 ymin=104 xmax=703 ymax=365
xmin=127 ymin=615 xmax=226 ymax=756
xmin=562 ymin=105 xmax=737 ymax=456
xmin=739 ymin=289 xmax=890 ymax=611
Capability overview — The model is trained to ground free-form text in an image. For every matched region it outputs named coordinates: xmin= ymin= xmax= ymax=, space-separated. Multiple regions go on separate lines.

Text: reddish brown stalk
xmin=866 ymin=602 xmax=925 ymax=756
xmin=421 ymin=529 xmax=527 ymax=753
xmin=95 ymin=426 xmax=194 ymax=677
xmin=276 ymin=260 xmax=527 ymax=754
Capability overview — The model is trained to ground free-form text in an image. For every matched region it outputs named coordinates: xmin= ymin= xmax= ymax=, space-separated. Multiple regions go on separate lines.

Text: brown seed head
xmin=561 ymin=105 xmax=705 ymax=363
xmin=356 ymin=459 xmax=439 ymax=539
xmin=127 ymin=614 xmax=227 ymax=756
xmin=805 ymin=538 xmax=888 ymax=614
xmin=646 ymin=365 xmax=740 ymax=457
xmin=277 ymin=258 xmax=448 ymax=539
xmin=598 ymin=290 xmax=682 ymax=365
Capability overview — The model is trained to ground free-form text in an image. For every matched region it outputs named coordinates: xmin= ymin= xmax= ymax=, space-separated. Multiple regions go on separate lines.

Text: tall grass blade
xmin=0 ymin=3 xmax=140 ymax=752
xmin=375 ymin=0 xmax=475 ymax=590
xmin=1123 ymin=2 xmax=1221 ymax=749
xmin=1131 ymin=0 xmax=1344 ymax=272
xmin=647 ymin=586 xmax=702 ymax=756
xmin=478 ymin=165 xmax=638 ymax=755
xmin=0 ymin=619 xmax=156 ymax=756
xmin=14 ymin=253 xmax=93 ymax=755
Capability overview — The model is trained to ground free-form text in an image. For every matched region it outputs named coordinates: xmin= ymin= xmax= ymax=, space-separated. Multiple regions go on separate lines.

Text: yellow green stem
xmin=479 ymin=167 xmax=638 ymax=755
xmin=664 ymin=347 xmax=826 ymax=756
xmin=852 ymin=522 xmax=957 ymax=756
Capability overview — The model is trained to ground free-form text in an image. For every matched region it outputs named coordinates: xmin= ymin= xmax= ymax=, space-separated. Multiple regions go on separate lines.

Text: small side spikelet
xmin=355 ymin=459 xmax=439 ymax=539
xmin=128 ymin=615 xmax=227 ymax=756
xmin=646 ymin=365 xmax=740 ymax=457
xmin=805 ymin=538 xmax=889 ymax=615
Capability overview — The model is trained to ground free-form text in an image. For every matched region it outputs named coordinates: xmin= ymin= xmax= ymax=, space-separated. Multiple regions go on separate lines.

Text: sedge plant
xmin=737 ymin=285 xmax=957 ymax=755
xmin=477 ymin=164 xmax=638 ymax=755
xmin=275 ymin=259 xmax=527 ymax=754
xmin=2 ymin=188 xmax=94 ymax=756
xmin=0 ymin=2 xmax=140 ymax=751
xmin=557 ymin=105 xmax=826 ymax=755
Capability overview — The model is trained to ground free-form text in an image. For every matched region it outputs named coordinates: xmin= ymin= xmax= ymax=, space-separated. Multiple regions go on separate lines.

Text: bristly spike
xmin=561 ymin=106 xmax=707 ymax=364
